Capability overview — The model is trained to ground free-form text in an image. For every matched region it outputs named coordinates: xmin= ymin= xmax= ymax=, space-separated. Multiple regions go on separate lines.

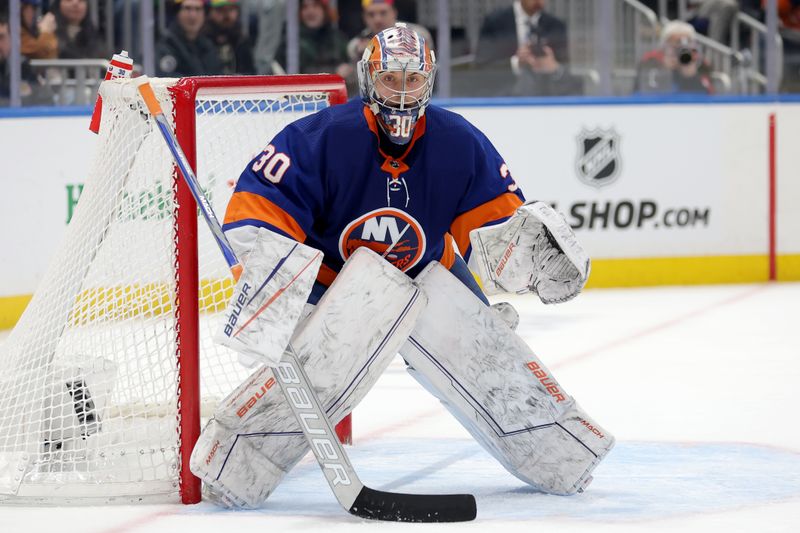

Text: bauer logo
xmin=575 ymin=128 xmax=621 ymax=188
xmin=277 ymin=362 xmax=352 ymax=486
xmin=223 ymin=283 xmax=252 ymax=337
xmin=495 ymin=241 xmax=516 ymax=278
xmin=526 ymin=361 xmax=566 ymax=403
xmin=236 ymin=377 xmax=276 ymax=418
xmin=339 ymin=208 xmax=426 ymax=272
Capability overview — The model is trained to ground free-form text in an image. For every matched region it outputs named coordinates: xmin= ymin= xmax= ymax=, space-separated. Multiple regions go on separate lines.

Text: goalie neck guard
xmin=358 ymin=23 xmax=437 ymax=145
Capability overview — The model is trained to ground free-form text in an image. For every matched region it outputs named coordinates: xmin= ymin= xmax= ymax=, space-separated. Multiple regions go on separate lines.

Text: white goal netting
xmin=0 ymin=77 xmax=334 ymax=504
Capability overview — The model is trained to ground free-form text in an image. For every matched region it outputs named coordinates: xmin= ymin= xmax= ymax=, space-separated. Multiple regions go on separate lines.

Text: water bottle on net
xmin=89 ymin=50 xmax=135 ymax=134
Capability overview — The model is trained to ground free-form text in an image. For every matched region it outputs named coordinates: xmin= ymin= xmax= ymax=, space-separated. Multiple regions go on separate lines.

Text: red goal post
xmin=170 ymin=76 xmax=349 ymax=503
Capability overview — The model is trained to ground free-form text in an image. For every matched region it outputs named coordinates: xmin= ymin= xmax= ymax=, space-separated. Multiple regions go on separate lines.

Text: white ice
xmin=1 ymin=282 xmax=798 ymax=532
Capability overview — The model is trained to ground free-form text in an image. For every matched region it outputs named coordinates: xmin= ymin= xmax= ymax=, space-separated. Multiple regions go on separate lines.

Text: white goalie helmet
xmin=358 ymin=23 xmax=437 ymax=144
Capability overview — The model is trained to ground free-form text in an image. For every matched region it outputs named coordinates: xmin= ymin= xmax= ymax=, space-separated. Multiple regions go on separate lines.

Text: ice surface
xmin=1 ymin=282 xmax=798 ymax=532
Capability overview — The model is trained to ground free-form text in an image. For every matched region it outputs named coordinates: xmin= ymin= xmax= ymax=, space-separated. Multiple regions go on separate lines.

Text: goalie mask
xmin=358 ymin=23 xmax=437 ymax=145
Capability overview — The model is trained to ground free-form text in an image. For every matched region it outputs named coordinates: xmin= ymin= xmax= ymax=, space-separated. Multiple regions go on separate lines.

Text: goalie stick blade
xmin=349 ymin=487 xmax=477 ymax=522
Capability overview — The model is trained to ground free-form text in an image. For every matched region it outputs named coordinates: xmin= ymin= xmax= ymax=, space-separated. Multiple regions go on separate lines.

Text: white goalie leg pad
xmin=468 ymin=201 xmax=590 ymax=304
xmin=214 ymin=227 xmax=322 ymax=368
xmin=400 ymin=262 xmax=614 ymax=495
xmin=191 ymin=248 xmax=427 ymax=507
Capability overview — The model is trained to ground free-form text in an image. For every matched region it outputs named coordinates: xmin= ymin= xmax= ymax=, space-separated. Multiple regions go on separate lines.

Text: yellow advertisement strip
xmin=0 ymin=278 xmax=235 ymax=331
xmin=0 ymin=295 xmax=33 ymax=330
xmin=1 ymin=255 xmax=799 ymax=330
xmin=586 ymin=255 xmax=787 ymax=288
xmin=777 ymin=254 xmax=800 ymax=282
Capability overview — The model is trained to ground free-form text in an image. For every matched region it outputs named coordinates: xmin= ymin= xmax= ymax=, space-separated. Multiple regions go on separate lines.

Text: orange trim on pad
xmin=450 ymin=193 xmax=523 ymax=255
xmin=224 ymin=191 xmax=306 ymax=242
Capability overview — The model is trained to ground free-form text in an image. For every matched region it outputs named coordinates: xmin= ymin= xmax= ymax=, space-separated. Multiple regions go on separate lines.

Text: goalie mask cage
xmin=0 ymin=75 xmax=348 ymax=505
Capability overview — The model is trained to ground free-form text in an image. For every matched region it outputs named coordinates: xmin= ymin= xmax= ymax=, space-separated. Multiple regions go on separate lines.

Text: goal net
xmin=0 ymin=75 xmax=347 ymax=504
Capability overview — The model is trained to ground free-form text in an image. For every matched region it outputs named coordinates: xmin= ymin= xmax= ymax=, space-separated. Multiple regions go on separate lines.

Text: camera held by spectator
xmin=663 ymin=31 xmax=702 ymax=78
xmin=516 ymin=26 xmax=561 ymax=76
xmin=674 ymin=37 xmax=696 ymax=66
xmin=475 ymin=0 xmax=581 ymax=96
xmin=634 ymin=21 xmax=713 ymax=94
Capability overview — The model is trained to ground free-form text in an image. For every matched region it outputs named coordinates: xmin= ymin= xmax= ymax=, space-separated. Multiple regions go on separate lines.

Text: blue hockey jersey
xmin=223 ymin=98 xmax=525 ymax=286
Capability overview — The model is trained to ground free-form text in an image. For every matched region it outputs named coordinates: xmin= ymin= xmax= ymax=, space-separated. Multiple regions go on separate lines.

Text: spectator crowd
xmin=1 ymin=0 xmax=798 ymax=105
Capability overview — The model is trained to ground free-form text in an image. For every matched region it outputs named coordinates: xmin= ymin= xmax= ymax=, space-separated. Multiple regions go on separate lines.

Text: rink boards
xmin=0 ymin=97 xmax=799 ymax=327
xmin=456 ymin=98 xmax=800 ymax=287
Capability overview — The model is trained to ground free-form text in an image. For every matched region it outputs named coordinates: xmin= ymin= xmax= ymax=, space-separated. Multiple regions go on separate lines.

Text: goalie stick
xmin=134 ymin=76 xmax=477 ymax=523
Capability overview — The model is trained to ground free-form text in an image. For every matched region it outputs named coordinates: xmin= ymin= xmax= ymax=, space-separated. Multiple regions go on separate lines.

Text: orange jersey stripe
xmin=439 ymin=233 xmax=456 ymax=270
xmin=450 ymin=193 xmax=523 ymax=256
xmin=224 ymin=191 xmax=306 ymax=242
xmin=316 ymin=262 xmax=338 ymax=287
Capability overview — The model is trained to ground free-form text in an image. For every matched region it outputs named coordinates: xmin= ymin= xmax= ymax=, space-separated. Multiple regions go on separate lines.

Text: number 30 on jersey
xmin=252 ymin=144 xmax=291 ymax=183
xmin=387 ymin=115 xmax=413 ymax=139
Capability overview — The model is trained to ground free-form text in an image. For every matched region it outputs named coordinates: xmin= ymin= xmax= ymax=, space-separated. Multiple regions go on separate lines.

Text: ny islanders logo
xmin=339 ymin=208 xmax=426 ymax=271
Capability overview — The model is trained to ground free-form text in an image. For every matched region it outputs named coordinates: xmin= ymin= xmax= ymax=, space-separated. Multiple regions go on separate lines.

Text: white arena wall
xmin=1 ymin=98 xmax=798 ymax=328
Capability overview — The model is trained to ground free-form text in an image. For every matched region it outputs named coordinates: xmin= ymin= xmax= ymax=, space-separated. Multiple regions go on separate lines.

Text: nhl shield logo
xmin=575 ymin=128 xmax=621 ymax=188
